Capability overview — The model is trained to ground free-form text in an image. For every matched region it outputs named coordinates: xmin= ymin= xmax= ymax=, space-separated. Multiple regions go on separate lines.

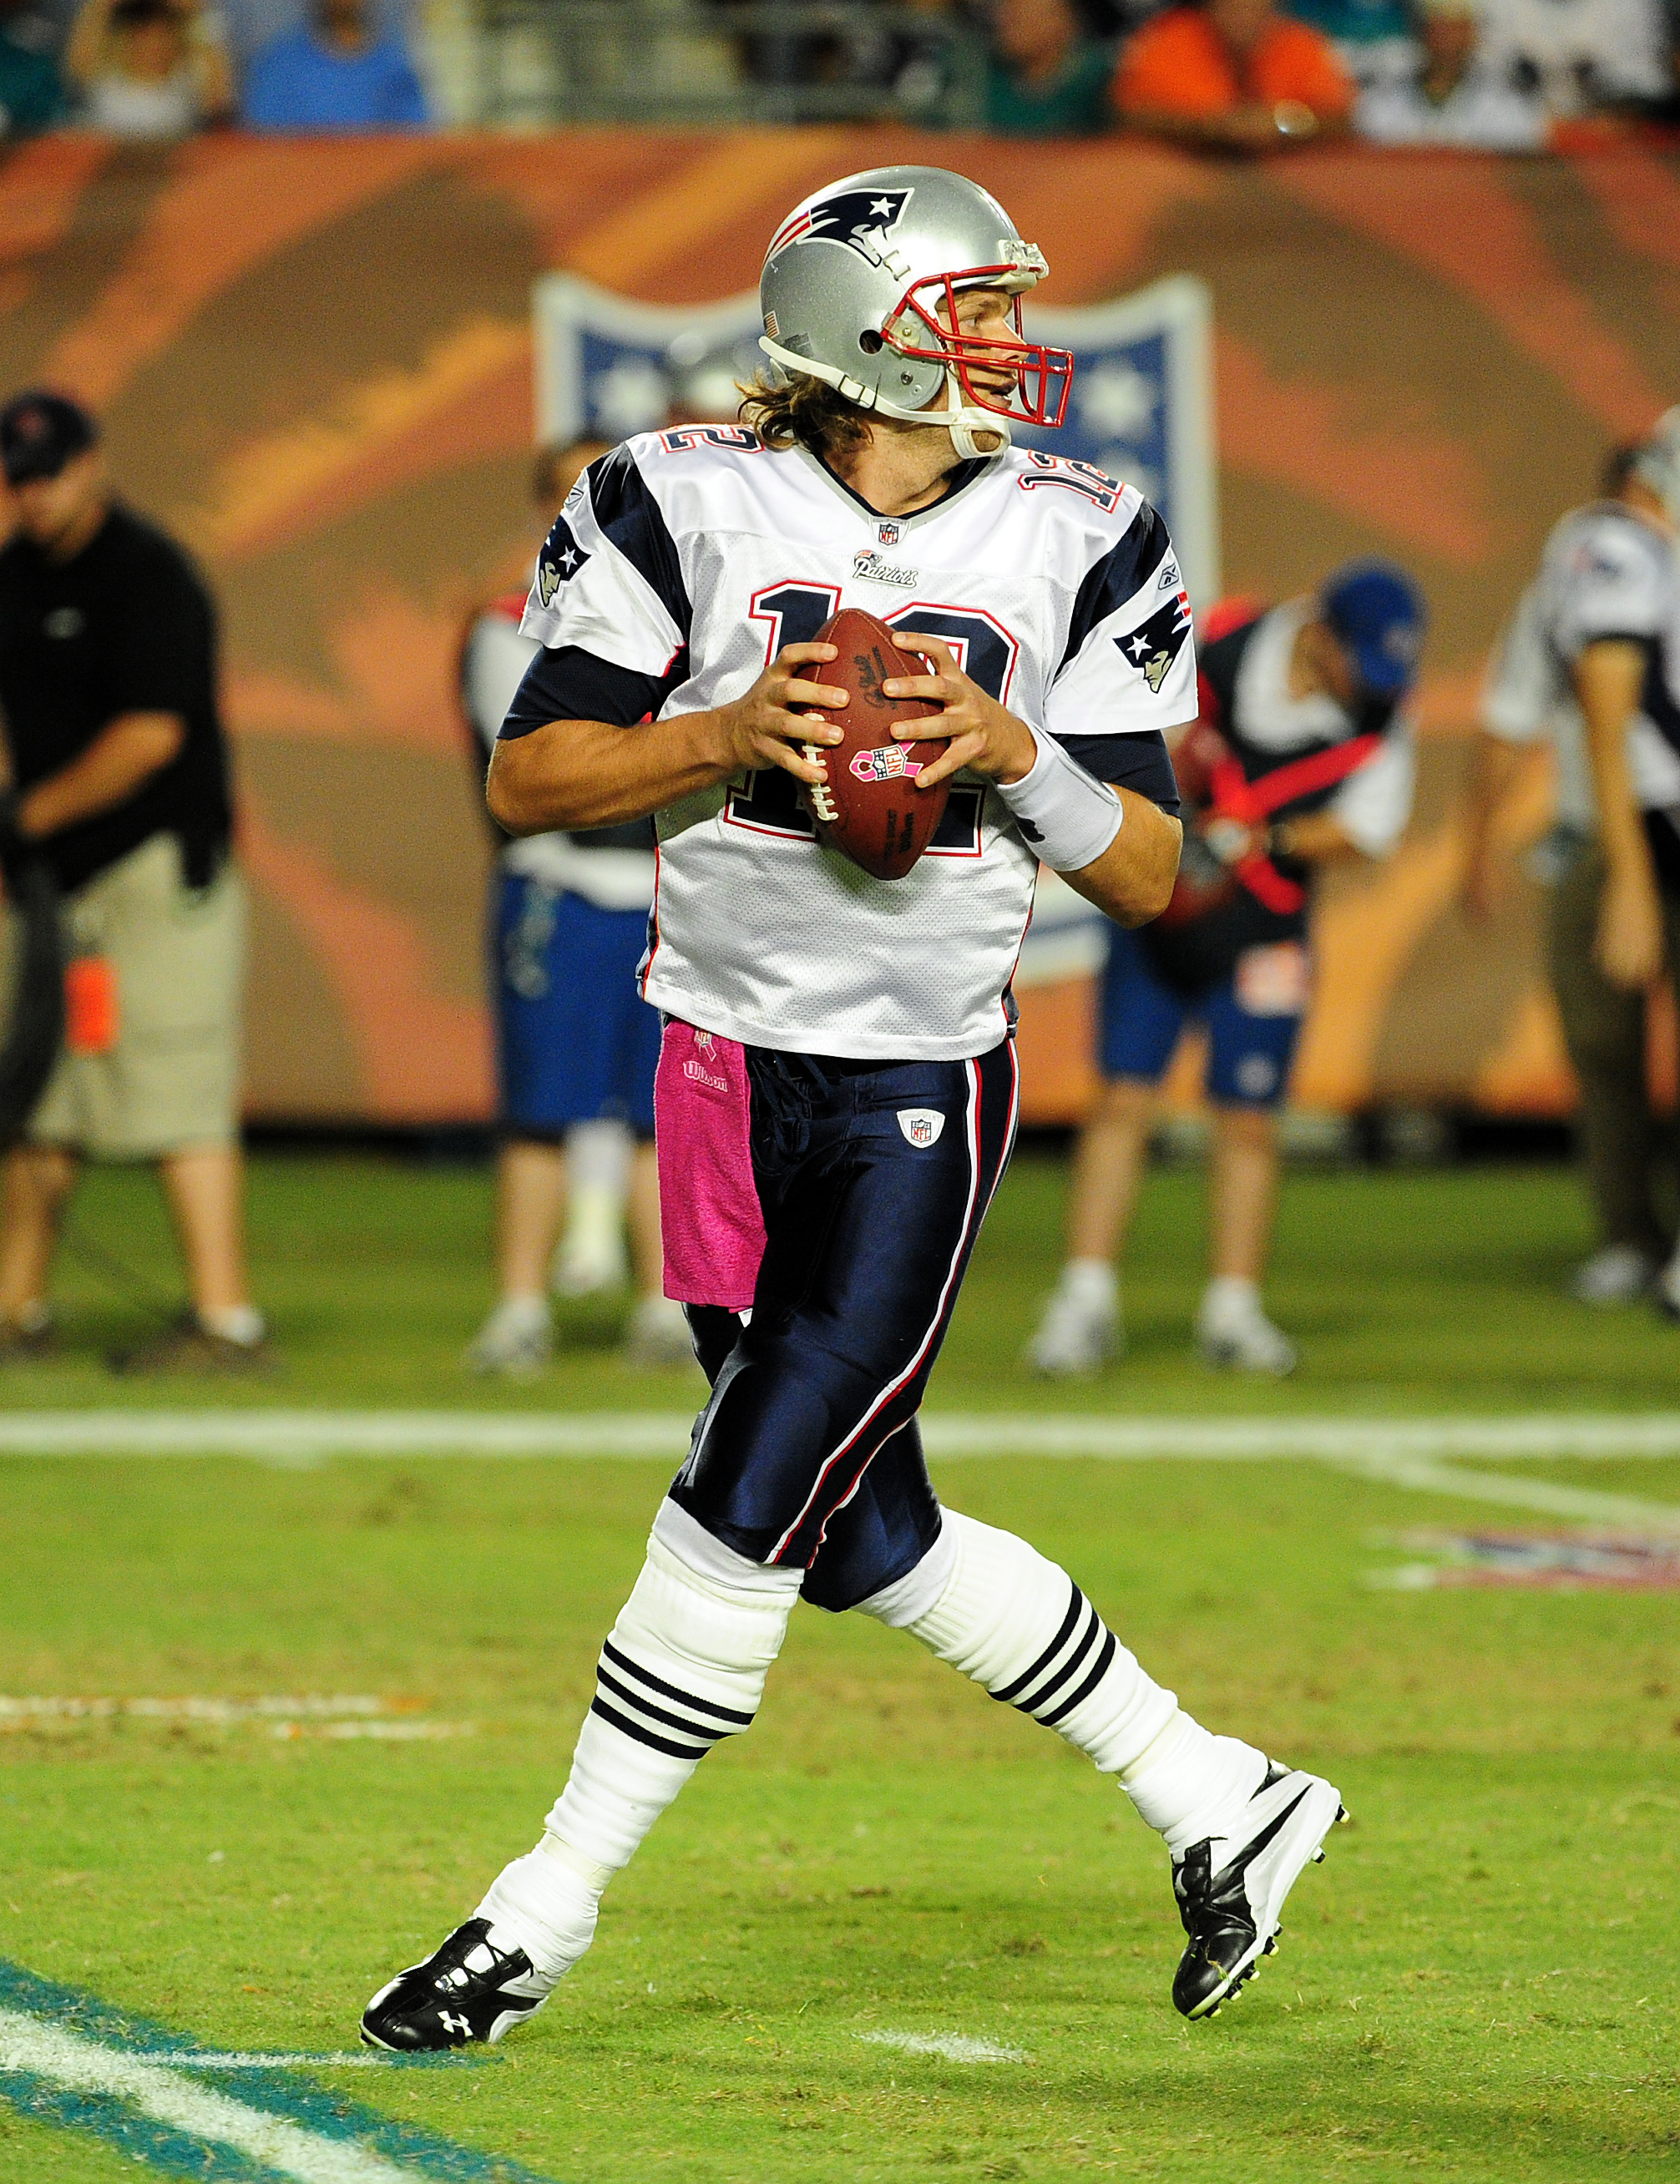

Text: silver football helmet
xmin=758 ymin=164 xmax=1073 ymax=461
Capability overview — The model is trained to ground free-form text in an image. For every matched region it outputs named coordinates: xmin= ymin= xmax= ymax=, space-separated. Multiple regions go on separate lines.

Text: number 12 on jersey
xmin=731 ymin=582 xmax=1016 ymax=853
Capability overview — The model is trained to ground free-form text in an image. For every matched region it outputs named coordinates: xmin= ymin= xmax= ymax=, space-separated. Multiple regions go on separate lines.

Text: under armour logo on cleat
xmin=437 ymin=2010 xmax=472 ymax=2037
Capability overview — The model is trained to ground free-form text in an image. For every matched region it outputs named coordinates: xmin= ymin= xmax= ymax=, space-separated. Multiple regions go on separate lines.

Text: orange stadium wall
xmin=0 ymin=131 xmax=1675 ymax=1126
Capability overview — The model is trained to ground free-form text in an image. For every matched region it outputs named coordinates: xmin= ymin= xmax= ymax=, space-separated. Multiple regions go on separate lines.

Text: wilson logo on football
xmin=850 ymin=746 xmax=923 ymax=784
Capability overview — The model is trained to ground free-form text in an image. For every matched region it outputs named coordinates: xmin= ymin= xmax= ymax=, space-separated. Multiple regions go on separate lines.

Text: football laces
xmin=803 ymin=745 xmax=838 ymax=823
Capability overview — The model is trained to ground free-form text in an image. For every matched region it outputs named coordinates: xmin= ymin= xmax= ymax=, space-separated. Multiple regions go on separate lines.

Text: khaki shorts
xmin=18 ymin=832 xmax=246 ymax=1161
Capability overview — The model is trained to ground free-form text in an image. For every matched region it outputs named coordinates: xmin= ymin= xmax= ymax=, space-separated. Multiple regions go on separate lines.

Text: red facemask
xmin=883 ymin=270 xmax=1074 ymax=430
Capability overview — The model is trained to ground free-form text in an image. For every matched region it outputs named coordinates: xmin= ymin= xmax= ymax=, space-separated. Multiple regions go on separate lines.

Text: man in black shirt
xmin=0 ymin=390 xmax=265 ymax=1370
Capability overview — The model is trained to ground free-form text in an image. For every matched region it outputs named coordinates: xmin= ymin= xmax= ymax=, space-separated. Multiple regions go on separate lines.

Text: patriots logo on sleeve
xmin=536 ymin=518 xmax=591 ymax=609
xmin=765 ymin=188 xmax=913 ymax=268
xmin=1116 ymin=586 xmax=1192 ymax=694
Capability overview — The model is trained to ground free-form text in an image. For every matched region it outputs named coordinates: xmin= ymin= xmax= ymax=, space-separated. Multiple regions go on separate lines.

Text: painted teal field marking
xmin=0 ymin=1960 xmax=557 ymax=2184
xmin=0 ymin=2059 xmax=286 ymax=2180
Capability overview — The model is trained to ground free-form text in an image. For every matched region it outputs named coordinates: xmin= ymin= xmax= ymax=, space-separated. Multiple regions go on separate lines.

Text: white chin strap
xmin=757 ymin=337 xmax=1013 ymax=462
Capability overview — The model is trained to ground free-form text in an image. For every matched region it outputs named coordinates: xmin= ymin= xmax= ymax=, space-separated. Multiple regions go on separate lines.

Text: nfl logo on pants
xmin=898 ymin=1109 xmax=944 ymax=1149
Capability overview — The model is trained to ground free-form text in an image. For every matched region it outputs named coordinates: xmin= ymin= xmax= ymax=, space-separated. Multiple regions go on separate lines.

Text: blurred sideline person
xmin=462 ymin=437 xmax=691 ymax=1376
xmin=1032 ymin=561 xmax=1422 ymax=1377
xmin=0 ymin=392 xmax=263 ymax=1372
xmin=1462 ymin=418 xmax=1680 ymax=1310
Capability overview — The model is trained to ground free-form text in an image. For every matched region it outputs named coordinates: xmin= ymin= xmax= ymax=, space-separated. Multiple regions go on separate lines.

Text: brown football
xmin=789 ymin=609 xmax=949 ymax=882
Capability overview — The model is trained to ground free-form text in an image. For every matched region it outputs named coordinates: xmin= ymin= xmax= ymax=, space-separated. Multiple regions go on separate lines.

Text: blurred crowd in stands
xmin=0 ymin=0 xmax=1671 ymax=143
xmin=989 ymin=0 xmax=1679 ymax=144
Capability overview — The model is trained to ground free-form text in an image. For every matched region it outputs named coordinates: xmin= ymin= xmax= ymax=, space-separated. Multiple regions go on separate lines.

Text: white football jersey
xmin=1480 ymin=576 xmax=1597 ymax=834
xmin=1537 ymin=501 xmax=1680 ymax=817
xmin=511 ymin=428 xmax=1193 ymax=1060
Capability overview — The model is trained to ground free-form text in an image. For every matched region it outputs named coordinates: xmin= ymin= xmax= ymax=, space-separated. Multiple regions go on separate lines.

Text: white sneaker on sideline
xmin=622 ymin=1294 xmax=696 ymax=1369
xmin=552 ymin=1182 xmax=630 ymax=1297
xmin=465 ymin=1297 xmax=551 ymax=1378
xmin=1196 ymin=1286 xmax=1297 ymax=1376
xmin=1568 ymin=1245 xmax=1657 ymax=1306
xmin=1027 ymin=1263 xmax=1121 ymax=1377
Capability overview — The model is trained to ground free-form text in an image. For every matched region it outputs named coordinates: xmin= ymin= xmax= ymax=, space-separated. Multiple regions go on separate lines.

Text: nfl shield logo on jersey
xmin=897 ymin=1109 xmax=944 ymax=1149
xmin=877 ymin=520 xmax=902 ymax=548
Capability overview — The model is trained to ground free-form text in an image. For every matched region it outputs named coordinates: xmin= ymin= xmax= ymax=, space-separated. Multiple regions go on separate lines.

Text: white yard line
xmin=0 ymin=2007 xmax=431 ymax=2183
xmin=0 ymin=1408 xmax=1678 ymax=1463
xmin=0 ymin=1410 xmax=1677 ymax=1525
xmin=857 ymin=2029 xmax=1027 ymax=2064
xmin=1331 ymin=1451 xmax=1680 ymax=1533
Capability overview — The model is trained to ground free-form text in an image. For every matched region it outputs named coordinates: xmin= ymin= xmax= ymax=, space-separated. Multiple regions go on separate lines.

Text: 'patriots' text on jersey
xmin=503 ymin=431 xmax=1195 ymax=1060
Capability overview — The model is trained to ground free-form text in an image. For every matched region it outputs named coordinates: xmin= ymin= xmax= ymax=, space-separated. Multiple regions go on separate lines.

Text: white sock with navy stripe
xmin=860 ymin=1509 xmax=1265 ymax=1851
xmin=478 ymin=1499 xmax=801 ymax=1978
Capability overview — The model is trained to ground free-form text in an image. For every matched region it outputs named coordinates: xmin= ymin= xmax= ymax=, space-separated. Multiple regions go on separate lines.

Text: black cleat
xmin=1171 ymin=1762 xmax=1346 ymax=2020
xmin=361 ymin=1917 xmax=556 ymax=2050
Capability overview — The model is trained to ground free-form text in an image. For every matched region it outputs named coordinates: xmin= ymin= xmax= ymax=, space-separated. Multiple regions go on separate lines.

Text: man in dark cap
xmin=0 ymin=389 xmax=265 ymax=1371
xmin=1031 ymin=558 xmax=1424 ymax=1378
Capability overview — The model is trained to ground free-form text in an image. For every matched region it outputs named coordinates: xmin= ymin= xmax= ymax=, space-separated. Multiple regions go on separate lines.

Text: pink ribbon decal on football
xmin=849 ymin=747 xmax=922 ymax=784
xmin=654 ymin=1019 xmax=767 ymax=1311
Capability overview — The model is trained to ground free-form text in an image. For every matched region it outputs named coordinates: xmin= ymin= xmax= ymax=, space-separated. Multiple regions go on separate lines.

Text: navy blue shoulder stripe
xmin=588 ymin=442 xmax=692 ymax=639
xmin=1056 ymin=729 xmax=1182 ymax=816
xmin=1057 ymin=501 xmax=1174 ymax=677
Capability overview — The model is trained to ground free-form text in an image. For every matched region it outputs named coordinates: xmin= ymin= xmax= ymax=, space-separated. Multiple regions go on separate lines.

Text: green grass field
xmin=3 ymin=1150 xmax=1678 ymax=2181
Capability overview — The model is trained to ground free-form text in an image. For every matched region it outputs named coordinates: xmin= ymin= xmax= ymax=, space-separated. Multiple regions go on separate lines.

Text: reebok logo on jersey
xmin=897 ymin=1109 xmax=944 ymax=1149
xmin=766 ymin=188 xmax=913 ymax=269
xmin=537 ymin=521 xmax=590 ymax=607
xmin=1117 ymin=589 xmax=1192 ymax=693
xmin=1157 ymin=561 xmax=1180 ymax=591
xmin=853 ymin=549 xmax=918 ymax=589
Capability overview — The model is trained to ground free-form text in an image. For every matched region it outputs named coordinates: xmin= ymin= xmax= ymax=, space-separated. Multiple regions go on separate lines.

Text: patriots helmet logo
xmin=766 ymin=187 xmax=913 ymax=269
xmin=1117 ymin=589 xmax=1192 ymax=694
xmin=536 ymin=518 xmax=590 ymax=609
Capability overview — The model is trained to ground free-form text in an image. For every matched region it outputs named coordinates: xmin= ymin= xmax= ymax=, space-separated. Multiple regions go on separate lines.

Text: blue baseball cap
xmin=1320 ymin=559 xmax=1424 ymax=699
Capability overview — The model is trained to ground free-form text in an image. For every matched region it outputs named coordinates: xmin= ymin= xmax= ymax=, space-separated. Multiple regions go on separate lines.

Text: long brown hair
xmin=736 ymin=372 xmax=872 ymax=461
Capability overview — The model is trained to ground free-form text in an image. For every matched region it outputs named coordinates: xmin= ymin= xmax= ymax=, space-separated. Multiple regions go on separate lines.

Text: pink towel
xmin=654 ymin=1019 xmax=767 ymax=1310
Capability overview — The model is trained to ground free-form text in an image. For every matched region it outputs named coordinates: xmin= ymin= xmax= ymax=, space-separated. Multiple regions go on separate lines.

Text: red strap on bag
xmin=1206 ymin=736 xmax=1384 ymax=915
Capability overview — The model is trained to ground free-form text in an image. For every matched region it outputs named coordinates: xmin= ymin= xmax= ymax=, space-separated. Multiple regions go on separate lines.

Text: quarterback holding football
xmin=361 ymin=164 xmax=1344 ymax=2050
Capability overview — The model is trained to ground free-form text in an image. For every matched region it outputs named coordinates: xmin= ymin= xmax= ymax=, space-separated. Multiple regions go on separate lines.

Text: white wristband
xmin=994 ymin=729 xmax=1123 ymax=872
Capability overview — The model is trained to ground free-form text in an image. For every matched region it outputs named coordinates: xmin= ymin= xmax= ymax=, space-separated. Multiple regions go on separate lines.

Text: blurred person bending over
xmin=1462 ymin=421 xmax=1680 ymax=1310
xmin=67 ymin=0 xmax=233 ymax=135
xmin=0 ymin=392 xmax=262 ymax=1373
xmin=462 ymin=438 xmax=689 ymax=1378
xmin=1032 ymin=561 xmax=1421 ymax=1377
xmin=1113 ymin=0 xmax=1355 ymax=149
xmin=242 ymin=0 xmax=426 ymax=128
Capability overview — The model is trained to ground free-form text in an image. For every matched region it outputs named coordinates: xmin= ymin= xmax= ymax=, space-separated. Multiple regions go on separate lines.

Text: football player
xmin=362 ymin=164 xmax=1344 ymax=2050
xmin=1460 ymin=422 xmax=1680 ymax=1313
xmin=1031 ymin=561 xmax=1423 ymax=1378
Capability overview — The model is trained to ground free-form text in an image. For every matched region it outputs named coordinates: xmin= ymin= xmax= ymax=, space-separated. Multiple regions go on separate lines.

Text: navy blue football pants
xmin=670 ymin=1038 xmax=1020 ymax=1609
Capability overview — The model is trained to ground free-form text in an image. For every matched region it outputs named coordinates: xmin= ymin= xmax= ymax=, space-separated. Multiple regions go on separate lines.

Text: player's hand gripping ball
xmin=790 ymin=609 xmax=951 ymax=881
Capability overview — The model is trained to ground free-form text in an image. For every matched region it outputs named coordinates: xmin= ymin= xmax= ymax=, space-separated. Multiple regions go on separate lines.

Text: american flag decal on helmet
xmin=765 ymin=187 xmax=913 ymax=268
